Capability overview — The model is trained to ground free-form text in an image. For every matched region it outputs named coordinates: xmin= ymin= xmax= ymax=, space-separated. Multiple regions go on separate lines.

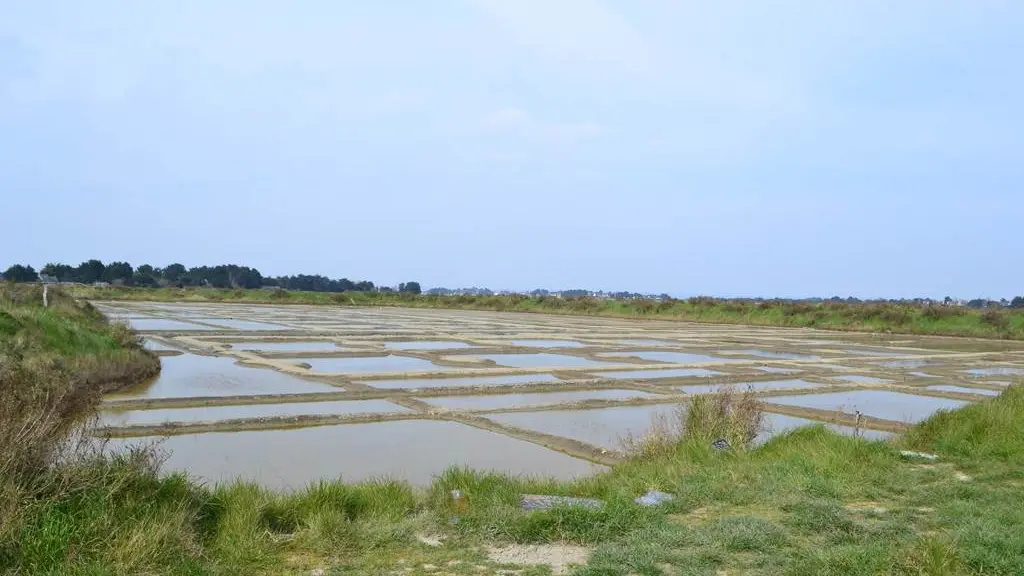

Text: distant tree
xmin=1011 ymin=296 xmax=1024 ymax=309
xmin=398 ymin=281 xmax=421 ymax=295
xmin=41 ymin=262 xmax=74 ymax=281
xmin=231 ymin=266 xmax=263 ymax=289
xmin=2 ymin=264 xmax=38 ymax=282
xmin=133 ymin=264 xmax=157 ymax=286
xmin=943 ymin=296 xmax=954 ymax=306
xmin=103 ymin=261 xmax=134 ymax=284
xmin=163 ymin=263 xmax=186 ymax=283
xmin=133 ymin=274 xmax=157 ymax=287
xmin=76 ymin=259 xmax=106 ymax=284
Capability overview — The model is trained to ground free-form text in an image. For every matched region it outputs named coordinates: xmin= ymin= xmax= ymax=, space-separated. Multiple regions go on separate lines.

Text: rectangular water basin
xmin=723 ymin=350 xmax=819 ymax=360
xmin=143 ymin=339 xmax=181 ymax=351
xmin=756 ymin=367 xmax=802 ymax=374
xmin=807 ymin=364 xmax=858 ymax=372
xmin=361 ymin=374 xmax=562 ymax=390
xmin=106 ymin=354 xmax=337 ymax=399
xmin=875 ymin=360 xmax=930 ymax=369
xmin=511 ymin=340 xmax=587 ymax=348
xmin=419 ymin=389 xmax=660 ymax=411
xmin=298 ymin=355 xmax=454 ymax=375
xmin=925 ymin=385 xmax=1001 ymax=397
xmin=679 ymin=379 xmax=823 ymax=395
xmin=595 ymin=368 xmax=723 ymax=380
xmin=106 ymin=420 xmax=602 ymax=489
xmin=230 ymin=341 xmax=343 ymax=352
xmin=599 ymin=351 xmax=741 ymax=365
xmin=197 ymin=319 xmax=294 ymax=331
xmin=128 ymin=318 xmax=215 ymax=331
xmin=764 ymin=390 xmax=970 ymax=423
xmin=384 ymin=341 xmax=474 ymax=350
xmin=478 ymin=353 xmax=620 ymax=369
xmin=757 ymin=413 xmax=893 ymax=444
xmin=964 ymin=367 xmax=1024 ymax=377
xmin=486 ymin=404 xmax=681 ymax=451
xmin=835 ymin=375 xmax=892 ymax=384
xmin=100 ymin=399 xmax=410 ymax=427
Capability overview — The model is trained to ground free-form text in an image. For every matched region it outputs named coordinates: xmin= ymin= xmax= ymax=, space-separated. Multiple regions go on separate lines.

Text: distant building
xmin=93 ymin=281 xmax=110 ymax=288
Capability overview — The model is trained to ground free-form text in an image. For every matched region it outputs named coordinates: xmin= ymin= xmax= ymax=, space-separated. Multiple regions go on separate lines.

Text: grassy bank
xmin=66 ymin=285 xmax=1024 ymax=340
xmin=4 ymin=285 xmax=1024 ymax=574
xmin=0 ymin=283 xmax=160 ymax=569
xmin=5 ymin=387 xmax=1023 ymax=574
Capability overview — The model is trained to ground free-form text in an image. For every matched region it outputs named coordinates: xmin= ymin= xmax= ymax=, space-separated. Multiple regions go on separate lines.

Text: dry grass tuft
xmin=620 ymin=385 xmax=764 ymax=457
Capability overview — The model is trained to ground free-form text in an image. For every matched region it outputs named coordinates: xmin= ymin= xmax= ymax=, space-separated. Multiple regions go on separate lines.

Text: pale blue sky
xmin=2 ymin=1 xmax=1021 ymax=298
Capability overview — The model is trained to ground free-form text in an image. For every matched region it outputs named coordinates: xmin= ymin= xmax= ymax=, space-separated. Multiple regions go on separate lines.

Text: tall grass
xmin=0 ymin=283 xmax=161 ymax=568
xmin=620 ymin=385 xmax=764 ymax=458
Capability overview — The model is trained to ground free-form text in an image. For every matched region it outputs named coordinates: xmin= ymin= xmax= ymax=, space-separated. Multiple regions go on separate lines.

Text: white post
xmin=43 ymin=284 xmax=49 ymax=307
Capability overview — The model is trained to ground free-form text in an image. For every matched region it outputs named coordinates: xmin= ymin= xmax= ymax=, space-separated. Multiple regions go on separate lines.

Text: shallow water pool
xmin=419 ymin=389 xmax=660 ymax=411
xmin=106 ymin=354 xmax=336 ymax=399
xmin=106 ymin=420 xmax=603 ymax=489
xmin=100 ymin=399 xmax=410 ymax=427
xmin=764 ymin=390 xmax=970 ymax=423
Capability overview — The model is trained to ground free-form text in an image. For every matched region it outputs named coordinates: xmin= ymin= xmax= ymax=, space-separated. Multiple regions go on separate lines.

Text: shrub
xmin=632 ymin=300 xmax=656 ymax=314
xmin=878 ymin=306 xmax=912 ymax=324
xmin=922 ymin=305 xmax=966 ymax=320
xmin=688 ymin=296 xmax=719 ymax=307
xmin=620 ymin=386 xmax=763 ymax=458
xmin=721 ymin=300 xmax=749 ymax=314
xmin=781 ymin=302 xmax=815 ymax=316
xmin=981 ymin=308 xmax=1010 ymax=330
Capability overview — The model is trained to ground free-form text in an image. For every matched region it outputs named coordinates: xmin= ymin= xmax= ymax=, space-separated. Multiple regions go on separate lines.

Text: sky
xmin=1 ymin=1 xmax=1021 ymax=299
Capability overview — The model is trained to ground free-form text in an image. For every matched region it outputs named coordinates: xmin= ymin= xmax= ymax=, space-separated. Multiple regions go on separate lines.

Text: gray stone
xmin=521 ymin=494 xmax=604 ymax=511
xmin=899 ymin=450 xmax=938 ymax=461
xmin=634 ymin=490 xmax=675 ymax=507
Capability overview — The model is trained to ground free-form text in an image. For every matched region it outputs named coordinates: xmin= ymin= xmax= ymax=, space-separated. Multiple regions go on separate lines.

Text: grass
xmin=3 ymin=284 xmax=1024 ymax=574
xmin=0 ymin=283 xmax=160 ymax=570
xmin=6 ymin=387 xmax=1023 ymax=574
xmin=65 ymin=285 xmax=1024 ymax=340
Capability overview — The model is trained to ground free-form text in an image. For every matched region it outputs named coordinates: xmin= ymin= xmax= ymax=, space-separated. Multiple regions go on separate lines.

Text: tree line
xmin=1 ymin=261 xmax=422 ymax=294
xmin=2 ymin=261 xmax=1020 ymax=307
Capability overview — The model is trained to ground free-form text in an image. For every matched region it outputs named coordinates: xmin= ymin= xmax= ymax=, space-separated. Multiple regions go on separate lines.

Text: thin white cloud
xmin=485 ymin=107 xmax=532 ymax=128
xmin=484 ymin=107 xmax=602 ymax=143
xmin=469 ymin=0 xmax=652 ymax=72
xmin=543 ymin=122 xmax=603 ymax=141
